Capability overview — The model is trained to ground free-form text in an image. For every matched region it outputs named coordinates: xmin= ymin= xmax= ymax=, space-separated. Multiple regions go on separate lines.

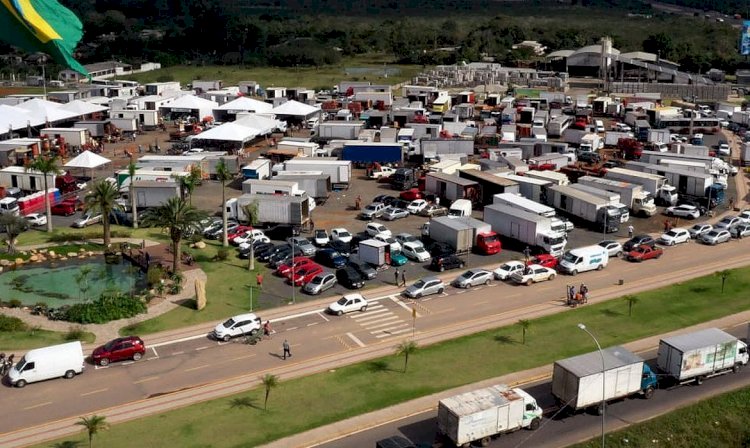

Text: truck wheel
xmin=643 ymin=386 xmax=655 ymax=399
xmin=695 ymin=376 xmax=705 ymax=385
xmin=529 ymin=418 xmax=541 ymax=430
xmin=570 ymin=269 xmax=577 ymax=276
xmin=480 ymin=437 xmax=491 ymax=447
xmin=733 ymin=364 xmax=741 ymax=373
xmin=15 ymin=379 xmax=26 ymax=388
xmin=64 ymin=370 xmax=76 ymax=379
xmin=223 ymin=335 xmax=231 ymax=342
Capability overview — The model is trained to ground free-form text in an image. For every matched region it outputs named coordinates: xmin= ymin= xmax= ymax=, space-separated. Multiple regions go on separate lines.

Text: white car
xmin=313 ymin=229 xmax=330 ymax=246
xmin=510 ymin=264 xmax=556 ymax=286
xmin=212 ymin=313 xmax=262 ymax=342
xmin=238 ymin=235 xmax=271 ymax=250
xmin=665 ymin=204 xmax=701 ymax=219
xmin=72 ymin=212 xmax=103 ymax=228
xmin=331 ymin=228 xmax=353 ymax=243
xmin=366 ymin=222 xmax=391 ymax=237
xmin=381 ymin=207 xmax=410 ymax=221
xmin=718 ymin=143 xmax=731 ymax=156
xmin=327 ymin=293 xmax=368 ymax=316
xmin=452 ymin=269 xmax=493 ymax=288
xmin=374 ymin=233 xmax=401 ymax=252
xmin=493 ymin=261 xmax=526 ymax=281
xmin=738 ymin=210 xmax=750 ymax=224
xmin=700 ymin=229 xmax=731 ymax=245
xmin=688 ymin=223 xmax=713 ymax=239
xmin=407 ymin=199 xmax=428 ymax=214
xmin=233 ymin=229 xmax=266 ymax=246
xmin=24 ymin=213 xmax=47 ymax=227
xmin=659 ymin=228 xmax=690 ymax=246
xmin=402 ymin=241 xmax=431 ymax=262
xmin=597 ymin=240 xmax=623 ymax=258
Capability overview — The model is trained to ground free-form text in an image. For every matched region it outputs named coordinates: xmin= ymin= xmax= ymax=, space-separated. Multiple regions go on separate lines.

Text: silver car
xmin=715 ymin=215 xmax=741 ymax=231
xmin=452 ymin=269 xmax=493 ymax=289
xmin=688 ymin=224 xmax=712 ymax=239
xmin=381 ymin=207 xmax=410 ymax=221
xmin=287 ymin=237 xmax=317 ymax=256
xmin=302 ymin=272 xmax=337 ymax=295
xmin=700 ymin=229 xmax=731 ymax=245
xmin=404 ymin=277 xmax=445 ymax=299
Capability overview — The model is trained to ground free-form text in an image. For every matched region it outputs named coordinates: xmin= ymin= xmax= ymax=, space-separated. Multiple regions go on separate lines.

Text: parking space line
xmin=352 ymin=311 xmax=393 ymax=322
xmin=231 ymin=354 xmax=256 ymax=361
xmin=334 ymin=335 xmax=353 ymax=350
xmin=373 ymin=323 xmax=409 ymax=333
xmin=23 ymin=402 xmax=52 ymax=411
xmin=286 ymin=327 xmax=298 ymax=331
xmin=307 ymin=322 xmax=319 ymax=327
xmin=374 ymin=326 xmax=411 ymax=338
xmin=388 ymin=295 xmax=416 ymax=313
xmin=80 ymin=388 xmax=108 ymax=397
xmin=133 ymin=376 xmax=160 ymax=384
xmin=185 ymin=364 xmax=210 ymax=372
xmin=456 ymin=290 xmax=467 ymax=294
xmin=346 ymin=332 xmax=366 ymax=348
xmin=195 ymin=346 xmax=209 ymax=351
xmin=474 ymin=300 xmax=488 ymax=305
xmin=171 ymin=351 xmax=185 ymax=356
xmin=150 ymin=347 xmax=159 ymax=357
xmin=150 ymin=334 xmax=206 ymax=348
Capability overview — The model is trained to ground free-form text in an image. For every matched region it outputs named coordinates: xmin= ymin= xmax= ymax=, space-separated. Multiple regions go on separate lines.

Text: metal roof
xmin=439 ymin=384 xmax=521 ymax=416
xmin=459 ymin=169 xmax=517 ymax=186
xmin=426 ymin=171 xmax=478 ymax=186
xmin=556 ymin=346 xmax=642 ymax=377
xmin=661 ymin=328 xmax=736 ymax=352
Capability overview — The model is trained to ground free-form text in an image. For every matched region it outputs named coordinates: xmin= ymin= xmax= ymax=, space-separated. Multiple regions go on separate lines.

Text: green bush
xmin=146 ymin=265 xmax=164 ymax=287
xmin=63 ymin=292 xmax=147 ymax=324
xmin=216 ymin=248 xmax=229 ymax=261
xmin=189 ymin=233 xmax=203 ymax=244
xmin=47 ymin=230 xmax=132 ymax=243
xmin=0 ymin=314 xmax=28 ymax=332
xmin=65 ymin=326 xmax=85 ymax=341
xmin=8 ymin=299 xmax=22 ymax=308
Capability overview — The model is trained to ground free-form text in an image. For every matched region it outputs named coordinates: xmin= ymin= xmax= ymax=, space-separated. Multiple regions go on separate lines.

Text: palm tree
xmin=140 ymin=197 xmax=206 ymax=273
xmin=517 ymin=319 xmax=531 ymax=345
xmin=127 ymin=161 xmax=138 ymax=229
xmin=27 ymin=155 xmax=62 ymax=232
xmin=75 ymin=414 xmax=108 ymax=448
xmin=176 ymin=166 xmax=202 ymax=206
xmin=215 ymin=160 xmax=233 ymax=247
xmin=53 ymin=441 xmax=82 ymax=448
xmin=624 ymin=295 xmax=639 ymax=317
xmin=395 ymin=340 xmax=418 ymax=373
xmin=0 ymin=213 xmax=27 ymax=254
xmin=242 ymin=201 xmax=260 ymax=271
xmin=716 ymin=270 xmax=731 ymax=293
xmin=84 ymin=179 xmax=121 ymax=247
xmin=261 ymin=373 xmax=279 ymax=410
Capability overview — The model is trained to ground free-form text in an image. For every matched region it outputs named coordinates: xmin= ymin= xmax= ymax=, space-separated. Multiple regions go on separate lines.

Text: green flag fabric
xmin=0 ymin=0 xmax=89 ymax=76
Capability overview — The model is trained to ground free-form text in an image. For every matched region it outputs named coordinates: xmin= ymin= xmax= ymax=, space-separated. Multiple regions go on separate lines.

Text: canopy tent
xmin=16 ymin=98 xmax=81 ymax=123
xmin=271 ymin=100 xmax=320 ymax=118
xmin=234 ymin=114 xmax=284 ymax=135
xmin=0 ymin=105 xmax=45 ymax=133
xmin=191 ymin=122 xmax=259 ymax=143
xmin=64 ymin=150 xmax=112 ymax=169
xmin=59 ymin=100 xmax=108 ymax=116
xmin=159 ymin=95 xmax=218 ymax=120
xmin=216 ymin=97 xmax=273 ymax=114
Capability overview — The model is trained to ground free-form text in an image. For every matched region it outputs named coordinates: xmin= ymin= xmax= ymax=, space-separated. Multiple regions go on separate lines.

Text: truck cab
xmin=633 ymin=191 xmax=657 ymax=216
xmin=448 ymin=199 xmax=472 ymax=217
xmin=655 ymin=185 xmax=678 ymax=206
xmin=0 ymin=197 xmax=19 ymax=215
xmin=475 ymin=232 xmax=501 ymax=255
xmin=390 ymin=168 xmax=416 ymax=191
xmin=599 ymin=206 xmax=621 ymax=233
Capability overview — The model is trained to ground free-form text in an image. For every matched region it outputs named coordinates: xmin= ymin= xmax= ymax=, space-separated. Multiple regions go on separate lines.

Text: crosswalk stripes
xmin=349 ymin=301 xmax=412 ymax=338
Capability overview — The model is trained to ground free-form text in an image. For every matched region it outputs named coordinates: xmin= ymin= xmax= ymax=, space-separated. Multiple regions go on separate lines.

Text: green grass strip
xmin=39 ymin=267 xmax=750 ymax=448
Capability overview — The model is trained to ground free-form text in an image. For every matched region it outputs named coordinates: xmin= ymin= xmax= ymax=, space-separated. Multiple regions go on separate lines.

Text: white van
xmin=558 ymin=245 xmax=609 ymax=276
xmin=595 ymin=120 xmax=605 ymax=133
xmin=9 ymin=341 xmax=85 ymax=387
xmin=448 ymin=199 xmax=472 ymax=217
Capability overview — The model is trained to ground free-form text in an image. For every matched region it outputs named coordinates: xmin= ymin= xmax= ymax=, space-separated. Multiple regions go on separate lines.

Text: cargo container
xmin=624 ymin=161 xmax=722 ymax=203
xmin=241 ymin=158 xmax=272 ymax=180
xmin=742 ymin=143 xmax=750 ymax=167
xmin=524 ymin=170 xmax=570 ymax=186
xmin=552 ymin=346 xmax=657 ymax=412
xmin=225 ymin=193 xmax=311 ymax=226
xmin=118 ymin=181 xmax=180 ymax=209
xmin=428 ymin=216 xmax=500 ymax=255
xmin=648 ymin=129 xmax=671 ymax=144
xmin=40 ymin=127 xmax=90 ymax=147
xmin=317 ymin=121 xmax=365 ymax=140
xmin=569 ymin=184 xmax=629 ymax=222
xmin=497 ymin=174 xmax=551 ymax=203
xmin=242 ymin=179 xmax=303 ymax=196
xmin=425 ymin=172 xmax=479 ymax=203
xmin=527 ymin=153 xmax=569 ymax=170
xmin=274 ymin=173 xmax=331 ymax=202
xmin=282 ymin=157 xmax=351 ymax=188
xmin=358 ymin=239 xmax=390 ymax=266
xmin=604 ymin=131 xmax=635 ymax=147
xmin=483 ymin=203 xmax=566 ymax=256
xmin=545 ymin=185 xmax=620 ymax=233
xmin=116 ymin=169 xmax=190 ymax=189
xmin=342 ymin=142 xmax=403 ymax=164
xmin=0 ymin=166 xmax=55 ymax=192
xmin=657 ymin=328 xmax=749 ymax=385
xmin=576 ymin=176 xmax=656 ymax=216
xmin=604 ymin=167 xmax=678 ymax=206
xmin=457 ymin=169 xmax=519 ymax=205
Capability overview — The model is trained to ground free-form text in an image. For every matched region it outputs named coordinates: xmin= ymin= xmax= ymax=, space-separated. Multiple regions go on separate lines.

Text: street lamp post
xmin=291 ymin=231 xmax=296 ymax=305
xmin=578 ymin=323 xmax=606 ymax=448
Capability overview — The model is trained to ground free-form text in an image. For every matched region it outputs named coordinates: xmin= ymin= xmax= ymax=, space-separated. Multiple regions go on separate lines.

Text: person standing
xmin=401 ymin=270 xmax=406 ymax=287
xmin=394 ymin=268 xmax=400 ymax=286
xmin=627 ymin=225 xmax=634 ymax=239
xmin=256 ymin=273 xmax=264 ymax=290
xmin=282 ymin=339 xmax=291 ymax=360
xmin=523 ymin=246 xmax=531 ymax=264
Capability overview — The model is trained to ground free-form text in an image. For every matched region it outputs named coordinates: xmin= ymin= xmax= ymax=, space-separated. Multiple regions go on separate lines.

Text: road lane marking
xmin=133 ymin=376 xmax=160 ymax=384
xmin=362 ymin=317 xmax=402 ymax=329
xmin=307 ymin=322 xmax=319 ymax=327
xmin=185 ymin=364 xmax=210 ymax=372
xmin=231 ymin=354 xmax=256 ymax=361
xmin=474 ymin=300 xmax=488 ymax=305
xmin=456 ymin=290 xmax=467 ymax=294
xmin=286 ymin=327 xmax=298 ymax=331
xmin=23 ymin=402 xmax=51 ymax=411
xmin=317 ymin=312 xmax=330 ymax=322
xmin=374 ymin=326 xmax=411 ymax=338
xmin=352 ymin=311 xmax=393 ymax=323
xmin=195 ymin=346 xmax=209 ymax=351
xmin=346 ymin=332 xmax=366 ymax=348
xmin=151 ymin=334 xmax=206 ymax=348
xmin=388 ymin=295 xmax=418 ymax=315
xmin=334 ymin=335 xmax=353 ymax=350
xmin=373 ymin=323 xmax=410 ymax=334
xmin=80 ymin=388 xmax=108 ymax=397
xmin=171 ymin=351 xmax=185 ymax=356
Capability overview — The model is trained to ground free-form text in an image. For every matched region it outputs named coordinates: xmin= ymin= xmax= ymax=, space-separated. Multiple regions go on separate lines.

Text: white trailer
xmin=569 ymin=184 xmax=629 ymax=222
xmin=116 ymin=169 xmax=190 ymax=188
xmin=225 ymin=193 xmax=311 ymax=226
xmin=604 ymin=167 xmax=678 ymax=206
xmin=429 ymin=160 xmax=462 ymax=175
xmin=673 ymin=144 xmax=710 ymax=158
xmin=119 ymin=181 xmax=180 ymax=209
xmin=648 ymin=129 xmax=671 ymax=144
xmin=40 ymin=128 xmax=89 ymax=147
xmin=428 ymin=216 xmax=492 ymax=255
xmin=137 ymin=155 xmax=205 ymax=173
xmin=576 ymin=176 xmax=656 ymax=216
xmin=657 ymin=328 xmax=749 ymax=385
xmin=110 ymin=109 xmax=160 ymax=129
xmin=241 ymin=179 xmax=303 ymax=196
xmin=0 ymin=167 xmax=55 ymax=192
xmin=604 ymin=131 xmax=634 ymax=147
xmin=625 ymin=162 xmax=714 ymax=199
xmin=242 ymin=158 xmax=272 ymax=180
xmin=277 ymin=140 xmax=323 ymax=158
xmin=497 ymin=174 xmax=551 ymax=203
xmin=658 ymin=159 xmax=706 ymax=172
xmin=524 ymin=170 xmax=570 ymax=186
xmin=491 ymin=192 xmax=571 ymax=234
xmin=282 ymin=157 xmax=351 ymax=188
xmin=552 ymin=346 xmax=657 ymax=412
xmin=316 ymin=122 xmax=365 ymax=140
xmin=579 ymin=134 xmax=602 ymax=152
xmin=425 ymin=172 xmax=479 ymax=202
xmin=546 ymin=185 xmax=620 ymax=233
xmin=274 ymin=173 xmax=331 ymax=202
xmin=527 ymin=153 xmax=569 ymax=170
xmin=483 ymin=203 xmax=567 ymax=256
xmin=742 ymin=143 xmax=750 ymax=167
xmin=110 ymin=117 xmax=139 ymax=132
xmin=358 ymin=239 xmax=389 ymax=266
xmin=562 ymin=128 xmax=587 ymax=145
xmin=437 ymin=385 xmax=543 ymax=447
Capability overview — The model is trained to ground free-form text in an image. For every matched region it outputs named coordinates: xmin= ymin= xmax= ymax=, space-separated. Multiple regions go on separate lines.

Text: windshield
xmin=483 ymin=235 xmax=499 ymax=244
xmin=448 ymin=209 xmax=462 ymax=216
xmin=14 ymin=356 xmax=26 ymax=372
xmin=222 ymin=318 xmax=236 ymax=327
xmin=413 ymin=280 xmax=425 ymax=288
xmin=336 ymin=297 xmax=347 ymax=305
xmin=562 ymin=253 xmax=580 ymax=264
xmin=665 ymin=230 xmax=678 ymax=237
xmin=365 ymin=205 xmax=376 ymax=211
xmin=310 ymin=276 xmax=323 ymax=284
xmin=339 ymin=232 xmax=350 ymax=237
xmin=545 ymin=235 xmax=566 ymax=245
xmin=414 ymin=246 xmax=426 ymax=253
xmin=315 ymin=230 xmax=326 ymax=237
xmin=707 ymin=231 xmax=719 ymax=237
xmin=461 ymin=271 xmax=475 ymax=278
xmin=500 ymin=263 xmax=515 ymax=271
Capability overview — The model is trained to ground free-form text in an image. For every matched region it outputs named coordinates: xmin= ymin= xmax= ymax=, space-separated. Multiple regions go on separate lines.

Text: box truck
xmin=579 ymin=133 xmax=602 ymax=152
xmin=242 ymin=158 xmax=272 ymax=180
xmin=225 ymin=194 xmax=311 ymax=226
xmin=552 ymin=346 xmax=657 ymax=413
xmin=428 ymin=216 xmax=500 ymax=255
xmin=569 ymin=184 xmax=629 ymax=222
xmin=576 ymin=176 xmax=657 ymax=216
xmin=604 ymin=167 xmax=678 ymax=206
xmin=498 ymin=173 xmax=551 ymax=203
xmin=657 ymin=328 xmax=749 ymax=386
xmin=483 ymin=203 xmax=567 ymax=256
xmin=524 ymin=170 xmax=570 ymax=186
xmin=492 ymin=193 xmax=571 ymax=234
xmin=358 ymin=239 xmax=390 ymax=266
xmin=274 ymin=173 xmax=331 ymax=203
xmin=9 ymin=341 xmax=85 ymax=388
xmin=625 ymin=161 xmax=724 ymax=205
xmin=118 ymin=181 xmax=180 ymax=209
xmin=436 ymin=385 xmax=543 ymax=447
xmin=742 ymin=143 xmax=750 ymax=167
xmin=545 ymin=185 xmax=620 ymax=233
xmin=604 ymin=131 xmax=634 ymax=147
xmin=282 ymin=158 xmax=351 ymax=188
xmin=342 ymin=142 xmax=403 ymax=164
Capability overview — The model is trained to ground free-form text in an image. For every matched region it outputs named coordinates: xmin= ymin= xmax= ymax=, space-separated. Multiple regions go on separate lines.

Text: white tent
xmin=191 ymin=122 xmax=259 ymax=143
xmin=160 ymin=95 xmax=218 ymax=120
xmin=59 ymin=100 xmax=108 ymax=116
xmin=271 ymin=100 xmax=319 ymax=117
xmin=64 ymin=150 xmax=112 ymax=169
xmin=216 ymin=97 xmax=273 ymax=114
xmin=16 ymin=98 xmax=81 ymax=123
xmin=234 ymin=114 xmax=283 ymax=135
xmin=0 ymin=105 xmax=45 ymax=132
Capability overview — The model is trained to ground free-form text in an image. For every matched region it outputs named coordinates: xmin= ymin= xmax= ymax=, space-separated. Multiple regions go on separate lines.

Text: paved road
xmin=317 ymin=323 xmax=750 ymax=448
xmin=2 ymin=237 xmax=750 ymax=446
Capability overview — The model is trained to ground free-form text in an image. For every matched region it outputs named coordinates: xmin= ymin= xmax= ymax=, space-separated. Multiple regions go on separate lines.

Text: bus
xmin=547 ymin=116 xmax=573 ymax=137
xmin=654 ymin=117 xmax=720 ymax=133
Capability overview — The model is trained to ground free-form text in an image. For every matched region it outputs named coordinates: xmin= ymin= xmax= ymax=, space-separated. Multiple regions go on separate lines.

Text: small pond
xmin=0 ymin=256 xmax=147 ymax=307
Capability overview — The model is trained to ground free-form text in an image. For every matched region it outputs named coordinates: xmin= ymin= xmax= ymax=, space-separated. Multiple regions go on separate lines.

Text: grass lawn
xmin=123 ymin=54 xmax=423 ymax=89
xmin=0 ymin=325 xmax=95 ymax=351
xmin=572 ymin=386 xmax=750 ymax=448
xmin=39 ymin=266 xmax=750 ymax=448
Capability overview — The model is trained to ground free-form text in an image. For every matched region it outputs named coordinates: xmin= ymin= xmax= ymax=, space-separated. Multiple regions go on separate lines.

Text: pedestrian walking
xmin=282 ymin=339 xmax=291 ymax=360
xmin=627 ymin=225 xmax=634 ymax=239
xmin=401 ymin=270 xmax=406 ymax=287
xmin=394 ymin=268 xmax=400 ymax=286
xmin=523 ymin=246 xmax=531 ymax=264
xmin=256 ymin=273 xmax=264 ymax=290
xmin=568 ymin=285 xmax=576 ymax=304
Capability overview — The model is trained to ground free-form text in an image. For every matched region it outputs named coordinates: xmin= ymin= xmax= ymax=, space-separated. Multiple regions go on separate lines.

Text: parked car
xmin=419 ymin=204 xmax=449 ymax=217
xmin=336 ymin=266 xmax=366 ymax=289
xmin=373 ymin=195 xmax=397 ymax=206
xmin=715 ymin=215 xmax=741 ymax=231
xmin=718 ymin=142 xmax=731 ymax=156
xmin=659 ymin=228 xmax=690 ymax=246
xmin=91 ymin=336 xmax=146 ymax=366
xmin=24 ymin=213 xmax=47 ymax=227
xmin=395 ymin=233 xmax=422 ymax=247
xmin=277 ymin=257 xmax=314 ymax=277
xmin=226 ymin=225 xmax=254 ymax=241
xmin=530 ymin=254 xmax=558 ymax=269
xmin=731 ymin=223 xmax=750 ymax=238
xmin=407 ymin=199 xmax=428 ymax=214
xmin=287 ymin=236 xmax=317 ymax=256
xmin=510 ymin=265 xmax=556 ymax=286
xmin=452 ymin=269 xmax=493 ymax=288
xmin=688 ymin=223 xmax=713 ymax=239
xmin=72 ymin=212 xmax=103 ymax=228
xmin=701 ymin=229 xmax=732 ymax=245
xmin=428 ymin=241 xmax=455 ymax=258
xmin=313 ymin=229 xmax=330 ymax=246
xmin=290 ymin=264 xmax=325 ymax=286
xmin=399 ymin=188 xmax=422 ymax=201
xmin=626 ymin=245 xmax=664 ymax=262
xmin=238 ymin=234 xmax=271 ymax=251
xmin=360 ymin=202 xmax=387 ymax=220
xmin=404 ymin=277 xmax=445 ymax=299
xmin=205 ymin=222 xmax=240 ymax=240
xmin=347 ymin=260 xmax=377 ymax=280
xmin=240 ymin=242 xmax=273 ymax=259
xmin=212 ymin=313 xmax=262 ymax=342
xmin=390 ymin=251 xmax=408 ymax=266
xmin=382 ymin=207 xmax=410 ymax=221
xmin=402 ymin=242 xmax=431 ymax=262
xmin=233 ymin=229 xmax=267 ymax=246
xmin=390 ymin=199 xmax=410 ymax=210
xmin=597 ymin=240 xmax=623 ymax=258
xmin=366 ymin=222 xmax=391 ymax=237
xmin=327 ymin=293 xmax=368 ymax=315
xmin=331 ymin=228 xmax=353 ymax=243
xmin=374 ymin=233 xmax=401 ymax=252
xmin=493 ymin=261 xmax=525 ymax=281
xmin=665 ymin=204 xmax=701 ymax=219
xmin=623 ymin=234 xmax=656 ymax=252
xmin=326 ymin=240 xmax=352 ymax=257
xmin=302 ymin=272 xmax=337 ymax=295
xmin=430 ymin=254 xmax=464 ymax=272
xmin=316 ymin=248 xmax=348 ymax=268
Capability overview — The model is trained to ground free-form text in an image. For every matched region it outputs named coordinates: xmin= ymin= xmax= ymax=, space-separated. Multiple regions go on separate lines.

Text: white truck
xmin=484 ymin=203 xmax=567 ymax=256
xmin=579 ymin=133 xmax=602 ymax=152
xmin=498 ymin=173 xmax=551 ymax=203
xmin=545 ymin=185 xmax=620 ymax=233
xmin=562 ymin=128 xmax=588 ymax=146
xmin=569 ymin=184 xmax=629 ymax=222
xmin=576 ymin=176 xmax=657 ymax=216
xmin=625 ymin=161 xmax=717 ymax=200
xmin=552 ymin=346 xmax=658 ymax=413
xmin=648 ymin=128 xmax=671 ymax=144
xmin=241 ymin=158 xmax=272 ymax=180
xmin=118 ymin=181 xmax=180 ymax=209
xmin=492 ymin=193 xmax=571 ymax=235
xmin=604 ymin=167 xmax=678 ymax=206
xmin=358 ymin=239 xmax=390 ymax=266
xmin=657 ymin=328 xmax=749 ymax=386
xmin=604 ymin=131 xmax=635 ymax=147
xmin=281 ymin=157 xmax=351 ymax=189
xmin=242 ymin=179 xmax=304 ymax=196
xmin=8 ymin=341 xmax=85 ymax=388
xmin=225 ymin=193 xmax=311 ymax=226
xmin=524 ymin=170 xmax=570 ymax=186
xmin=742 ymin=142 xmax=750 ymax=167
xmin=436 ymin=385 xmax=543 ymax=447
xmin=428 ymin=216 xmax=500 ymax=255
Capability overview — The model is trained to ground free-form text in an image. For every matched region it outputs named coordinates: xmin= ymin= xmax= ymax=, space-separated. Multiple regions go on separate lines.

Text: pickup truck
xmin=359 ymin=202 xmax=387 ymax=220
xmin=626 ymin=245 xmax=663 ymax=262
xmin=368 ymin=166 xmax=396 ymax=179
xmin=510 ymin=264 xmax=557 ymax=286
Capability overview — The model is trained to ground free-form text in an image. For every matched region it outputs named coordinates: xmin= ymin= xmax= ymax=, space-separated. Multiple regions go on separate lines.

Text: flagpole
xmin=41 ymin=62 xmax=47 ymax=101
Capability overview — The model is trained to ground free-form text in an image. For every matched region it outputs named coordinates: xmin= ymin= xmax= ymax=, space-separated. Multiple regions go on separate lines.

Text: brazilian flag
xmin=0 ymin=0 xmax=89 ymax=76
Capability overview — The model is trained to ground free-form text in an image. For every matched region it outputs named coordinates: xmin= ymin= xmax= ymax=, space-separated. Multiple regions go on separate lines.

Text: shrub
xmin=0 ymin=314 xmax=27 ymax=332
xmin=47 ymin=230 xmax=132 ymax=243
xmin=189 ymin=233 xmax=203 ymax=244
xmin=63 ymin=292 xmax=147 ymax=324
xmin=146 ymin=265 xmax=164 ymax=287
xmin=65 ymin=326 xmax=85 ymax=341
xmin=34 ymin=302 xmax=48 ymax=310
xmin=8 ymin=299 xmax=22 ymax=308
xmin=216 ymin=248 xmax=229 ymax=261
xmin=169 ymin=283 xmax=182 ymax=295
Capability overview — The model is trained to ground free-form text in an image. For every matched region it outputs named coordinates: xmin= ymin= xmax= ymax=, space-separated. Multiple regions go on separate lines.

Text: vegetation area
xmin=573 ymin=385 xmax=750 ymax=448
xmin=40 ymin=266 xmax=750 ymax=448
xmin=0 ymin=315 xmax=94 ymax=350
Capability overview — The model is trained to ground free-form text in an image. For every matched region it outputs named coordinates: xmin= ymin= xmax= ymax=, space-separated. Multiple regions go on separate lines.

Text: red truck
xmin=617 ymin=138 xmax=643 ymax=160
xmin=626 ymin=245 xmax=663 ymax=262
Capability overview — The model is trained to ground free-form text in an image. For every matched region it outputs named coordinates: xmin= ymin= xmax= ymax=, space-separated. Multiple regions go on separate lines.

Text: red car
xmin=399 ymin=188 xmax=423 ymax=201
xmin=626 ymin=245 xmax=663 ymax=262
xmin=290 ymin=264 xmax=324 ymax=286
xmin=91 ymin=336 xmax=146 ymax=366
xmin=528 ymin=254 xmax=558 ymax=269
xmin=51 ymin=199 xmax=78 ymax=216
xmin=227 ymin=225 xmax=254 ymax=242
xmin=277 ymin=257 xmax=314 ymax=277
